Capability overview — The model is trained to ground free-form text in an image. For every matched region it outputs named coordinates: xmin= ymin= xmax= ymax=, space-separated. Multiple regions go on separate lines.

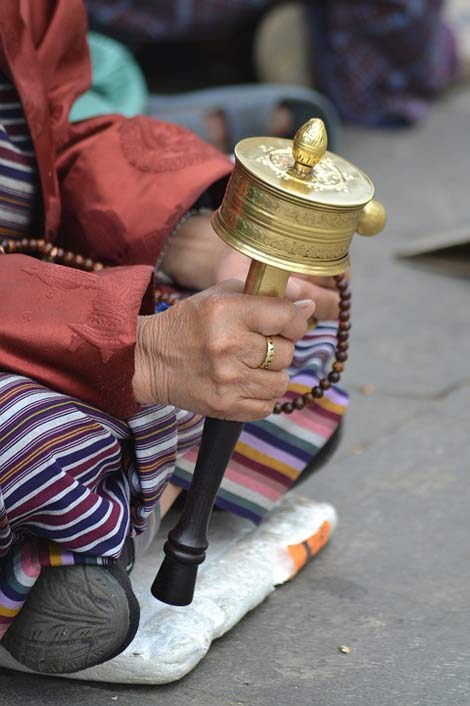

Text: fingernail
xmin=294 ymin=299 xmax=316 ymax=315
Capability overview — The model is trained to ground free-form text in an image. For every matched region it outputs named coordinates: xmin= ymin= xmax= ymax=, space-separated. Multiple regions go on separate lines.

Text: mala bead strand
xmin=275 ymin=272 xmax=351 ymax=415
xmin=0 ymin=237 xmax=104 ymax=271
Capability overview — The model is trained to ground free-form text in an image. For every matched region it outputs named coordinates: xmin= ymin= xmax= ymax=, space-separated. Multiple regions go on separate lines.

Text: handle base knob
xmin=152 ymin=554 xmax=199 ymax=606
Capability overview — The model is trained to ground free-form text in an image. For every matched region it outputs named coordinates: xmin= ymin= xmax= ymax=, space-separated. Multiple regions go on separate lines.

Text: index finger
xmin=240 ymin=294 xmax=313 ymax=343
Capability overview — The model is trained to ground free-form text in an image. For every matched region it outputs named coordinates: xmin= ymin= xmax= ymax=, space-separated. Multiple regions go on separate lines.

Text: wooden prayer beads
xmin=0 ymin=237 xmax=104 ymax=271
xmin=273 ymin=272 xmax=350 ymax=415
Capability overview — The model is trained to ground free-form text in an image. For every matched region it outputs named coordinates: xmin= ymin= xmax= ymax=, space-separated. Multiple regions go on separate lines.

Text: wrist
xmin=159 ymin=214 xmax=230 ymax=290
xmin=132 ymin=315 xmax=170 ymax=406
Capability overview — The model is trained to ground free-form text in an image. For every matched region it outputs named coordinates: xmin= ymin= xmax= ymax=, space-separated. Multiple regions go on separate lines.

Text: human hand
xmin=215 ymin=248 xmax=347 ymax=321
xmin=132 ymin=280 xmax=315 ymax=421
xmin=160 ymin=213 xmax=348 ymax=320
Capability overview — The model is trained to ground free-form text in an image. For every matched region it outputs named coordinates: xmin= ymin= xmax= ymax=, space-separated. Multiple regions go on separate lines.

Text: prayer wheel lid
xmin=234 ymin=118 xmax=375 ymax=208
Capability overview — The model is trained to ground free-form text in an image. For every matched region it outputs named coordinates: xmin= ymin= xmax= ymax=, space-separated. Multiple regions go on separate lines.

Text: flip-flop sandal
xmin=147 ymin=83 xmax=340 ymax=151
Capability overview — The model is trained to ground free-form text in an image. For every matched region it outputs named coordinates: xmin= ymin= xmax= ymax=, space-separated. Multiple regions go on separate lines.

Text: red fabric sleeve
xmin=0 ymin=255 xmax=154 ymax=418
xmin=56 ymin=114 xmax=233 ymax=268
xmin=45 ymin=115 xmax=232 ymax=416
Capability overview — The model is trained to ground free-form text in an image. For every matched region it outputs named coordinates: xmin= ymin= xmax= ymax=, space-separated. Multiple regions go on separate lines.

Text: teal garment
xmin=70 ymin=31 xmax=148 ymax=122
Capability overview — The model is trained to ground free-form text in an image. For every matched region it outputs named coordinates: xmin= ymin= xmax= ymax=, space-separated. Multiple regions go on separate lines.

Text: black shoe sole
xmin=2 ymin=563 xmax=140 ymax=674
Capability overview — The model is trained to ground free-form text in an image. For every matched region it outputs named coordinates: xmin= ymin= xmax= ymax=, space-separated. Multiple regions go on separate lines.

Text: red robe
xmin=0 ymin=0 xmax=232 ymax=418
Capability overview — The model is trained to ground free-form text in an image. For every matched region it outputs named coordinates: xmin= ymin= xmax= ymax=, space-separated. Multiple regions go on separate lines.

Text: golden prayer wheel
xmin=212 ymin=117 xmax=386 ymax=297
xmin=152 ymin=119 xmax=386 ymax=607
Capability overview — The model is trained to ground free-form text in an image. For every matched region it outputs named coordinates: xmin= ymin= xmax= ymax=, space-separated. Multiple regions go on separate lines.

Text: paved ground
xmin=1 ymin=86 xmax=469 ymax=705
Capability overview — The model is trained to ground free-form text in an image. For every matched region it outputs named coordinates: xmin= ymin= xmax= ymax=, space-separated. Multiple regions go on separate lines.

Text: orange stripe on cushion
xmin=287 ymin=520 xmax=331 ymax=578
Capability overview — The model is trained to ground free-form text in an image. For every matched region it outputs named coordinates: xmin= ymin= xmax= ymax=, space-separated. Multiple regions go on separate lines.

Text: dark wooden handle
xmin=152 ymin=260 xmax=289 ymax=605
xmin=151 ymin=417 xmax=244 ymax=605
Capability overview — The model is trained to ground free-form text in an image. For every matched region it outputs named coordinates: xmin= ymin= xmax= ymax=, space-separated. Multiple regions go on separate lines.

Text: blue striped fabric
xmin=0 ymin=372 xmax=203 ymax=636
xmin=0 ymin=373 xmax=204 ymax=561
xmin=0 ymin=76 xmax=38 ymax=238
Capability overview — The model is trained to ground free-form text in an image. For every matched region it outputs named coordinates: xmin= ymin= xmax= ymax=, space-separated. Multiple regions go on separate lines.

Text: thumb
xmin=293 ymin=298 xmax=316 ymax=320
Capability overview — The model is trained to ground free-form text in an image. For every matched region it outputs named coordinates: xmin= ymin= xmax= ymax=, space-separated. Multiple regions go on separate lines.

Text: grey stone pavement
xmin=1 ymin=86 xmax=469 ymax=706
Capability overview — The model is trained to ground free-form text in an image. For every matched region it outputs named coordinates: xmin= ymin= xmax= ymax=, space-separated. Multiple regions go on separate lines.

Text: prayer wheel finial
xmin=292 ymin=118 xmax=328 ymax=177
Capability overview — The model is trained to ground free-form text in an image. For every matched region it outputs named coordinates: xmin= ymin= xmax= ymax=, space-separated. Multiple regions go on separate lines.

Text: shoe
xmin=1 ymin=563 xmax=140 ymax=674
